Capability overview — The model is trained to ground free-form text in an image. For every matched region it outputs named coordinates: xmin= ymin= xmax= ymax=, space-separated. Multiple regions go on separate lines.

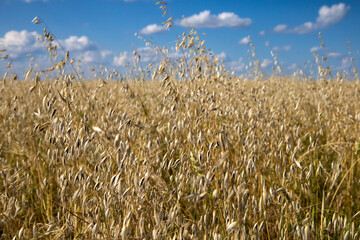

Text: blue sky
xmin=0 ymin=0 xmax=359 ymax=76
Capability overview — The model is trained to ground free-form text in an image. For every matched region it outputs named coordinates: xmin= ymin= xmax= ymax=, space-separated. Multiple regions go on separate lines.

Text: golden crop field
xmin=1 ymin=5 xmax=360 ymax=240
xmin=1 ymin=75 xmax=360 ymax=239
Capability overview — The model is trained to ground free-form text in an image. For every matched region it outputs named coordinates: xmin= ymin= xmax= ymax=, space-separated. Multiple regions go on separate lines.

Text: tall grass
xmin=0 ymin=3 xmax=360 ymax=240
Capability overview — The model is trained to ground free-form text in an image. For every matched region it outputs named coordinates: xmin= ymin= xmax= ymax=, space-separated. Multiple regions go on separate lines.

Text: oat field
xmin=1 ymin=74 xmax=360 ymax=239
xmin=1 ymin=8 xmax=360 ymax=239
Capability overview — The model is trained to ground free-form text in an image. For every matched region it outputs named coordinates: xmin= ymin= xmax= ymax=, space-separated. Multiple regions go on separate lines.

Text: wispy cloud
xmin=0 ymin=30 xmax=42 ymax=58
xmin=100 ymin=50 xmax=112 ymax=59
xmin=60 ymin=35 xmax=112 ymax=63
xmin=113 ymin=51 xmax=129 ymax=66
xmin=216 ymin=51 xmax=227 ymax=60
xmin=0 ymin=30 xmax=112 ymax=66
xmin=273 ymin=3 xmax=350 ymax=34
xmin=334 ymin=57 xmax=352 ymax=71
xmin=272 ymin=45 xmax=292 ymax=52
xmin=273 ymin=24 xmax=287 ymax=33
xmin=140 ymin=24 xmax=167 ymax=35
xmin=62 ymin=36 xmax=98 ymax=52
xmin=287 ymin=63 xmax=298 ymax=71
xmin=327 ymin=51 xmax=342 ymax=58
xmin=23 ymin=0 xmax=48 ymax=2
xmin=309 ymin=46 xmax=342 ymax=58
xmin=112 ymin=46 xmax=183 ymax=67
xmin=228 ymin=57 xmax=246 ymax=72
xmin=261 ymin=59 xmax=272 ymax=68
xmin=177 ymin=10 xmax=252 ymax=29
xmin=238 ymin=36 xmax=250 ymax=45
xmin=310 ymin=46 xmax=321 ymax=52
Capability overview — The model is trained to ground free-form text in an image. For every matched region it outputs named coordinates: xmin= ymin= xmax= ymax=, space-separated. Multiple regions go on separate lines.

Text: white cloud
xmin=62 ymin=36 xmax=97 ymax=52
xmin=177 ymin=10 xmax=252 ymax=28
xmin=168 ymin=49 xmax=183 ymax=59
xmin=100 ymin=50 xmax=112 ymax=59
xmin=0 ymin=30 xmax=42 ymax=58
xmin=273 ymin=24 xmax=288 ymax=33
xmin=327 ymin=51 xmax=342 ymax=58
xmin=136 ymin=47 xmax=160 ymax=62
xmin=140 ymin=24 xmax=167 ymax=35
xmin=79 ymin=51 xmax=97 ymax=63
xmin=317 ymin=3 xmax=350 ymax=27
xmin=113 ymin=52 xmax=130 ymax=66
xmin=290 ymin=22 xmax=317 ymax=34
xmin=309 ymin=47 xmax=342 ymax=59
xmin=239 ymin=36 xmax=250 ymax=45
xmin=112 ymin=46 xmax=185 ymax=68
xmin=23 ymin=0 xmax=48 ymax=2
xmin=259 ymin=31 xmax=265 ymax=36
xmin=261 ymin=59 xmax=272 ymax=68
xmin=272 ymin=45 xmax=292 ymax=52
xmin=0 ymin=30 xmax=112 ymax=68
xmin=273 ymin=3 xmax=350 ymax=34
xmin=75 ymin=50 xmax=112 ymax=64
xmin=228 ymin=57 xmax=246 ymax=72
xmin=334 ymin=57 xmax=352 ymax=71
xmin=216 ymin=51 xmax=227 ymax=60
xmin=287 ymin=63 xmax=298 ymax=71
xmin=59 ymin=35 xmax=113 ymax=64
xmin=309 ymin=45 xmax=342 ymax=57
xmin=265 ymin=41 xmax=270 ymax=47
xmin=310 ymin=46 xmax=321 ymax=52
xmin=341 ymin=57 xmax=351 ymax=67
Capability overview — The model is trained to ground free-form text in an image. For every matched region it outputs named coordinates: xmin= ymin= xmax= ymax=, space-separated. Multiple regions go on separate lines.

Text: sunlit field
xmin=1 ymin=2 xmax=360 ymax=240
